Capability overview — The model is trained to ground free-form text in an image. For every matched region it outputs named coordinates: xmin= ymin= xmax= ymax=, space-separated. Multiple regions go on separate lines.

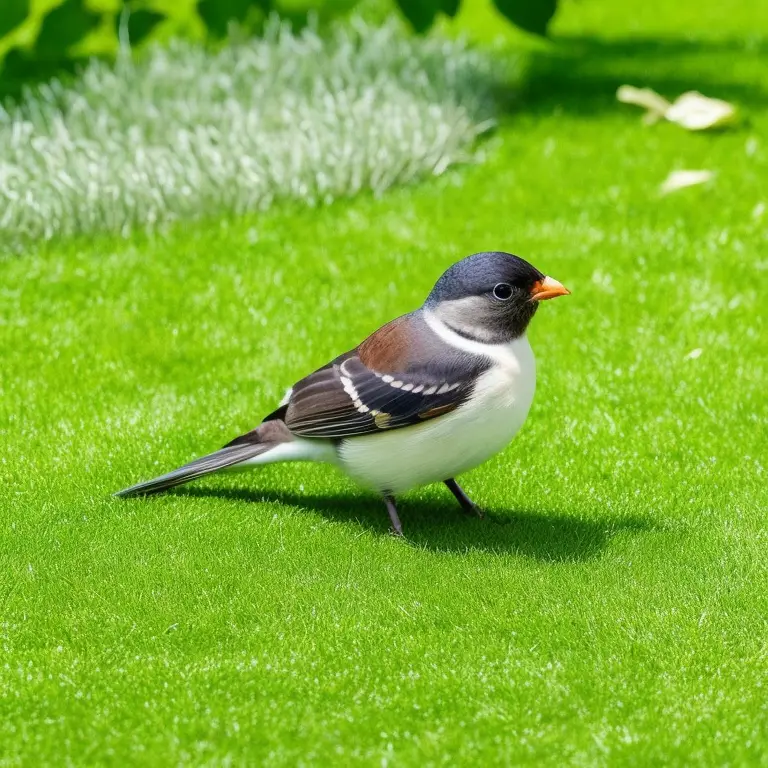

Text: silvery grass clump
xmin=0 ymin=18 xmax=497 ymax=250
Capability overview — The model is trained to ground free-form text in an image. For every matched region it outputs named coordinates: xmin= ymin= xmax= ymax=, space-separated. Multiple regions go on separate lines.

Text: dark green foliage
xmin=0 ymin=0 xmax=100 ymax=99
xmin=0 ymin=0 xmax=560 ymax=86
xmin=0 ymin=0 xmax=28 ymax=39
xmin=33 ymin=0 xmax=100 ymax=59
xmin=492 ymin=0 xmax=558 ymax=36
xmin=439 ymin=0 xmax=461 ymax=18
xmin=393 ymin=0 xmax=439 ymax=32
xmin=0 ymin=47 xmax=79 ymax=99
xmin=116 ymin=8 xmax=166 ymax=46
xmin=394 ymin=0 xmax=558 ymax=34
xmin=197 ymin=0 xmax=270 ymax=37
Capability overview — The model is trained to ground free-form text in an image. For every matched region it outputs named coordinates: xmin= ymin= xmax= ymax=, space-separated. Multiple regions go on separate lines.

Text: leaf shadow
xmin=171 ymin=485 xmax=658 ymax=562
xmin=501 ymin=34 xmax=768 ymax=118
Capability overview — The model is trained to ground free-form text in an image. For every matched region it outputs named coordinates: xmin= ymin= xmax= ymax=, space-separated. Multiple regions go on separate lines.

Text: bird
xmin=115 ymin=251 xmax=570 ymax=535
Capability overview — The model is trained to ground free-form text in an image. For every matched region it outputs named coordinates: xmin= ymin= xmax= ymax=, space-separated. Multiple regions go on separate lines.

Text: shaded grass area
xmin=1 ymin=0 xmax=768 ymax=764
xmin=520 ymin=35 xmax=768 ymax=117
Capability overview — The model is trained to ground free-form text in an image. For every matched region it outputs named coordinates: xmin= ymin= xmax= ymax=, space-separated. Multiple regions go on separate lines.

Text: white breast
xmin=337 ymin=314 xmax=536 ymax=495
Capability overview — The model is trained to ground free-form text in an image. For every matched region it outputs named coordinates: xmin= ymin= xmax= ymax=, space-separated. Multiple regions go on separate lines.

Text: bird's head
xmin=424 ymin=251 xmax=570 ymax=343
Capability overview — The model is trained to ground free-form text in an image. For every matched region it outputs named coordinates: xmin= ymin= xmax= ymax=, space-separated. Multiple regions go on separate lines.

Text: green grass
xmin=1 ymin=0 xmax=767 ymax=764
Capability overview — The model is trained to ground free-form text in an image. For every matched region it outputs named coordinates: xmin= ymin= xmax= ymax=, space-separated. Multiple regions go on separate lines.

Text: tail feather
xmin=114 ymin=442 xmax=273 ymax=498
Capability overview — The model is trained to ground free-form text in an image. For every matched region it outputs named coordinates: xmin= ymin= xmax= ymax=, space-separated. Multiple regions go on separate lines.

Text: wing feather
xmin=284 ymin=354 xmax=484 ymax=438
xmin=280 ymin=312 xmax=491 ymax=439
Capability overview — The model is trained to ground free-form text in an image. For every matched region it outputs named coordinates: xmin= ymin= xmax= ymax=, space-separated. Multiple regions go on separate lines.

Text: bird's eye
xmin=492 ymin=283 xmax=513 ymax=300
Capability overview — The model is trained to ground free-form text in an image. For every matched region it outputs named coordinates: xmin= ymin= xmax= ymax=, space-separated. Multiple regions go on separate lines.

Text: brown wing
xmin=282 ymin=312 xmax=490 ymax=439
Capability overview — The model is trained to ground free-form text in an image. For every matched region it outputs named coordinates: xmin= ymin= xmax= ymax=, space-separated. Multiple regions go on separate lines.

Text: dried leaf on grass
xmin=659 ymin=170 xmax=714 ymax=195
xmin=617 ymin=86 xmax=738 ymax=130
xmin=665 ymin=91 xmax=738 ymax=130
xmin=616 ymin=85 xmax=671 ymax=124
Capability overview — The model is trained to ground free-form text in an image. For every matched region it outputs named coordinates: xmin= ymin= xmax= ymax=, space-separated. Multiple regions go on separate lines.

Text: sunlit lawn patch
xmin=1 ymin=0 xmax=766 ymax=763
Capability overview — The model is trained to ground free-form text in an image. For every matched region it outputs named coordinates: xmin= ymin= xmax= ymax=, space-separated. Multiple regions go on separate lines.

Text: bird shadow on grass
xmin=171 ymin=486 xmax=656 ymax=562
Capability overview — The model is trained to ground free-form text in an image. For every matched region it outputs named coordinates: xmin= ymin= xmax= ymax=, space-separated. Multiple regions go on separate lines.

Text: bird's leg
xmin=444 ymin=478 xmax=484 ymax=519
xmin=384 ymin=495 xmax=403 ymax=537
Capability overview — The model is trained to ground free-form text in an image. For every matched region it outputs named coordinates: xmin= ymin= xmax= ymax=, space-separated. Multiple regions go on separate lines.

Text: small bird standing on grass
xmin=116 ymin=251 xmax=570 ymax=535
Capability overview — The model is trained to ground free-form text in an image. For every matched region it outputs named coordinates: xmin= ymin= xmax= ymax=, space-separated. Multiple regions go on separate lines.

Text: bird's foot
xmin=444 ymin=478 xmax=484 ymax=519
xmin=462 ymin=502 xmax=486 ymax=520
xmin=384 ymin=495 xmax=404 ymax=537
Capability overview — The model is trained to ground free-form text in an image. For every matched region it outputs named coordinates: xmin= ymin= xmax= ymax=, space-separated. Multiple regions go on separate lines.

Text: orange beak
xmin=530 ymin=276 xmax=571 ymax=301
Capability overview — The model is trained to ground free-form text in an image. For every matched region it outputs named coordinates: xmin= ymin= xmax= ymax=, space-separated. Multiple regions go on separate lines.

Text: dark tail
xmin=114 ymin=443 xmax=273 ymax=497
xmin=114 ymin=419 xmax=294 ymax=498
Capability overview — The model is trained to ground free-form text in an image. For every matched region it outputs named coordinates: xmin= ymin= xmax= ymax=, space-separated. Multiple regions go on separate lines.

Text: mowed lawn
xmin=2 ymin=0 xmax=767 ymax=764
